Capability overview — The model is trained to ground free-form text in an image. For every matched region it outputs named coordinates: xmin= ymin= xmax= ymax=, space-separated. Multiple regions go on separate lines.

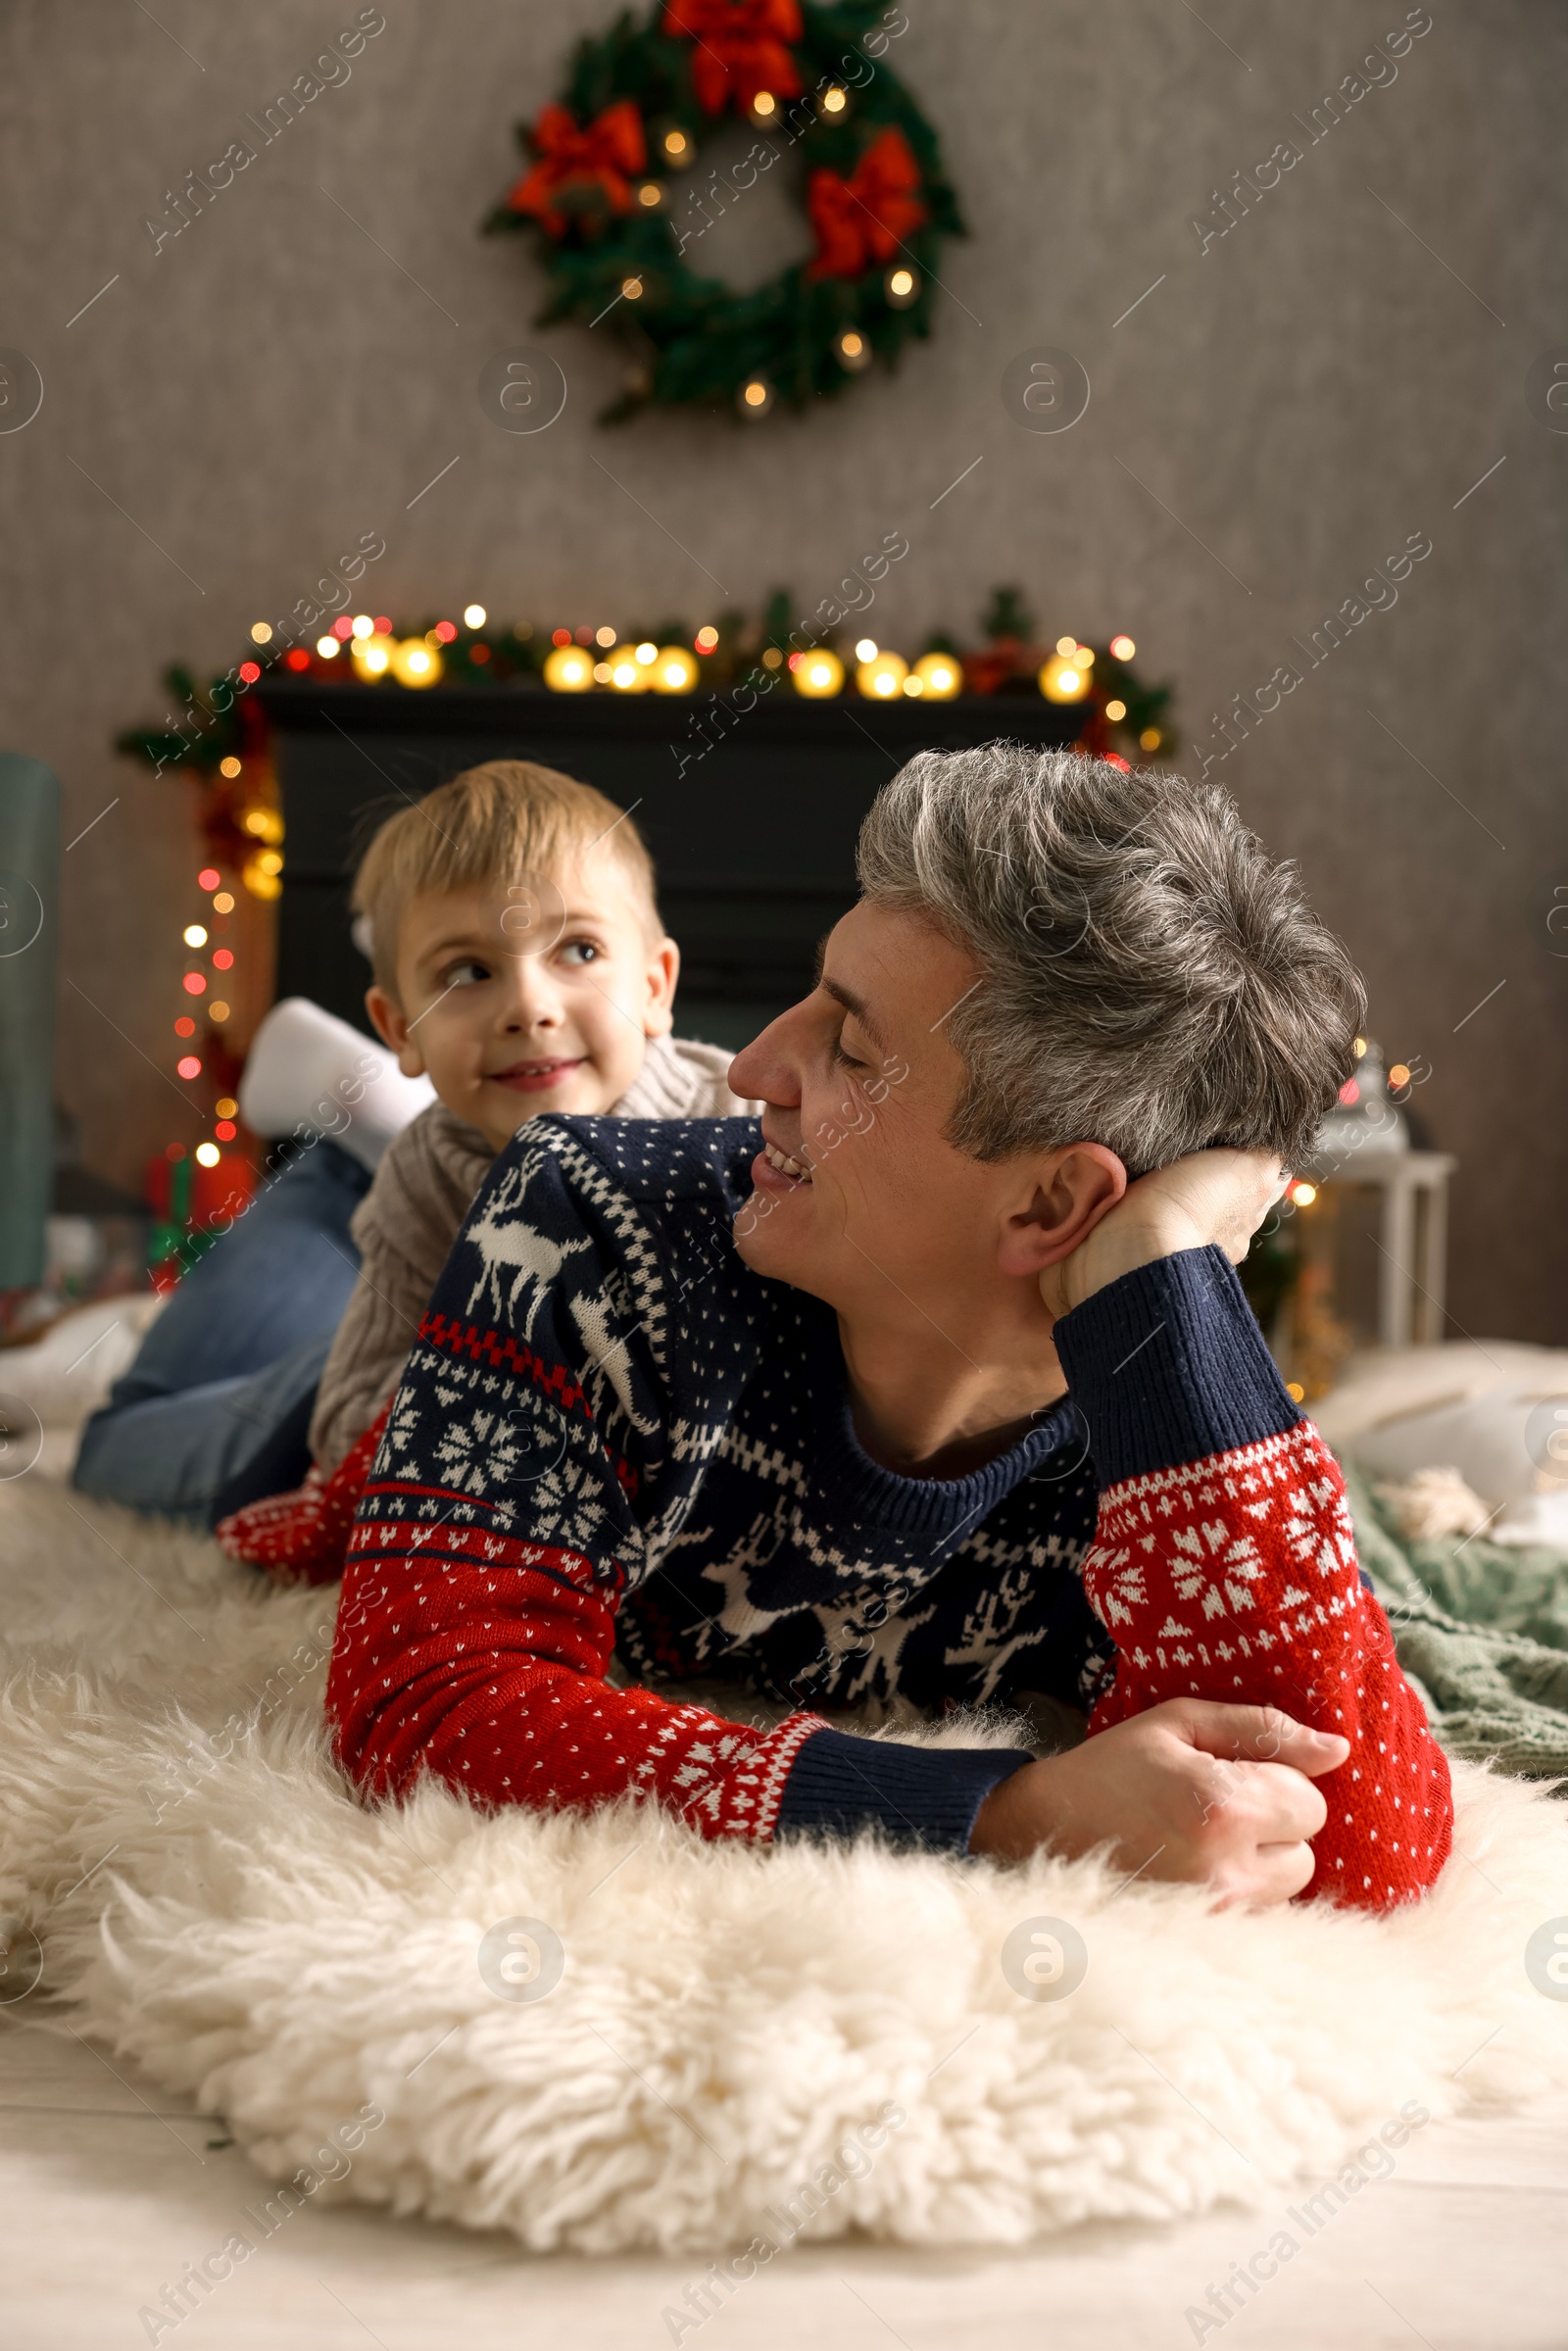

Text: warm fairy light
xmin=749 ymin=89 xmax=779 ymax=124
xmin=595 ymin=625 xmax=617 ymax=647
xmin=792 ymin=649 xmax=845 ymax=697
xmin=857 ymin=651 xmax=907 ymax=699
xmin=1109 ymin=634 xmax=1136 ymax=661
xmin=212 ymin=892 xmax=234 ymax=913
xmin=373 ymin=616 xmax=391 ymax=633
xmin=174 ymin=1016 xmax=195 ymax=1038
xmin=390 ymin=637 xmax=442 ymax=687
xmin=240 ymin=808 xmax=282 ymax=844
xmin=353 ymin=633 xmax=393 ymax=677
xmin=638 ymin=181 xmax=662 ymax=208
xmin=1389 ymin=1063 xmax=1411 ymax=1089
xmin=351 ymin=614 xmax=374 ymax=639
xmin=834 ymin=328 xmax=870 ymax=372
xmin=434 ymin=619 xmax=458 ymax=643
xmin=913 ymin=652 xmax=960 ymax=699
xmin=195 ymin=1142 xmax=221 ymax=1167
xmin=856 ymin=638 xmax=878 ymax=661
xmin=464 ymin=604 xmax=487 ymax=629
xmin=183 ymin=923 xmax=208 ymax=948
xmin=1140 ymin=727 xmax=1161 ymax=751
xmin=244 ymin=853 xmax=282 ymax=901
xmin=1071 ymin=646 xmax=1095 ymax=670
xmin=593 ymin=661 xmax=613 ymax=683
xmin=332 ymin=614 xmax=355 ymax=639
xmin=651 ymin=645 xmax=698 ymax=692
xmin=240 ymin=660 xmax=263 ymax=682
xmin=1291 ymin=1182 xmax=1317 ymax=1206
xmin=902 ymin=673 xmax=923 ymax=696
xmin=209 ymin=1001 xmax=229 ymax=1021
xmin=1039 ymin=655 xmax=1088 ymax=703
xmin=695 ymin=626 xmax=720 ymax=652
xmin=250 ymin=621 xmax=272 ymax=644
xmin=544 ymin=645 xmax=594 ymax=691
xmin=1055 ymin=636 xmax=1077 ymax=657
xmin=176 ymin=1054 xmax=202 ymax=1080
xmin=884 ymin=267 xmax=917 ymax=307
xmin=256 ymin=850 xmax=283 ymax=876
xmin=662 ymin=126 xmax=690 ymax=159
xmin=216 ymin=1097 xmax=237 ymax=1118
xmin=1353 ymin=1036 xmax=1368 ymax=1057
xmin=635 ymin=642 xmax=659 ymax=663
xmin=1339 ymin=1079 xmax=1361 ymax=1105
xmin=608 ymin=648 xmax=646 ymax=689
xmin=819 ymin=83 xmax=848 ymax=113
xmin=621 ymin=275 xmax=644 ymax=300
xmin=213 ymin=948 xmax=234 ymax=970
xmin=551 ymin=627 xmax=572 ymax=648
xmin=1105 ymin=699 xmax=1127 ymax=721
xmin=739 ymin=375 xmax=773 ymax=415
xmin=215 ymin=1118 xmax=237 ymax=1141
xmin=761 ymin=646 xmax=783 ymax=668
xmin=317 ymin=635 xmax=341 ymax=658
xmin=1286 ymin=1381 xmax=1305 ymax=1402
xmin=183 ymin=971 xmax=206 ymax=995
xmin=220 ymin=757 xmax=242 ymax=779
xmin=197 ymin=866 xmax=220 ymax=891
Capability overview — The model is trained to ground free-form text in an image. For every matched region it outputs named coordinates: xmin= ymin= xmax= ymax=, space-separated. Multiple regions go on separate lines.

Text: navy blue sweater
xmin=326 ymin=1113 xmax=1317 ymax=1855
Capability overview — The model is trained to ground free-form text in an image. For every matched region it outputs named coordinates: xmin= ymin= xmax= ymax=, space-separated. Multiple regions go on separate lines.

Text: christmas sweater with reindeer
xmin=324 ymin=1116 xmax=1452 ymax=1910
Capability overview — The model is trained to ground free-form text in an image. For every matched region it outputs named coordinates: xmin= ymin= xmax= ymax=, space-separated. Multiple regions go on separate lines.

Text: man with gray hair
xmin=325 ymin=745 xmax=1453 ymax=1914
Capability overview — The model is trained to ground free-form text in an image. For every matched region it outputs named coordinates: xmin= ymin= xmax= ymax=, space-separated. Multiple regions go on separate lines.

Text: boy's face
xmin=367 ymin=854 xmax=679 ymax=1154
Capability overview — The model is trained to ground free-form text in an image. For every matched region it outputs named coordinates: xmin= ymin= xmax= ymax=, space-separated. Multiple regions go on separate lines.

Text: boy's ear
xmin=995 ymin=1144 xmax=1127 ymax=1277
xmin=365 ymin=984 xmax=427 ymax=1079
xmin=642 ymin=935 xmax=680 ymax=1038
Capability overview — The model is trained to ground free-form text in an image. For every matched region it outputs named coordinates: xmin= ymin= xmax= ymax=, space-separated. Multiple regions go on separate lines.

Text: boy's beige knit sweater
xmin=309 ymin=1035 xmax=752 ymax=1472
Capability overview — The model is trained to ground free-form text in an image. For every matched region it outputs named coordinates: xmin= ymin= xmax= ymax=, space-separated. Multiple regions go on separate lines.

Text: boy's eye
xmin=442 ymin=958 xmax=491 ymax=987
xmin=559 ymin=940 xmax=602 ymax=966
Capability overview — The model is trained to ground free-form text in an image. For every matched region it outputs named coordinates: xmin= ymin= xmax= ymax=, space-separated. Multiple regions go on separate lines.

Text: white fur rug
xmin=3 ymin=1472 xmax=1567 ymax=2256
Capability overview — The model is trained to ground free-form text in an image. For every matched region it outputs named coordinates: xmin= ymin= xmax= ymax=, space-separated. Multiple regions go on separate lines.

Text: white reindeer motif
xmin=464 ymin=1160 xmax=594 ymax=1338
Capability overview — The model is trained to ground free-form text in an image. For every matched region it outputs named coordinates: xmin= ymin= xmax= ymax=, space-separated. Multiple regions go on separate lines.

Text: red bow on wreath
xmin=662 ymin=0 xmax=804 ymax=117
xmin=806 ymin=126 xmax=925 ymax=279
xmin=506 ymin=99 xmax=647 ymax=235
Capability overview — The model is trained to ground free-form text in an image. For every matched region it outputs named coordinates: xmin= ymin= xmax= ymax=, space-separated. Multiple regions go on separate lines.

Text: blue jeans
xmin=73 ymin=1141 xmax=372 ymax=1523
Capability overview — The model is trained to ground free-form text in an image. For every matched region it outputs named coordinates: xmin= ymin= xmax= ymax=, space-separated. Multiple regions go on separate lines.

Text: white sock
xmin=238 ymin=998 xmax=433 ymax=1173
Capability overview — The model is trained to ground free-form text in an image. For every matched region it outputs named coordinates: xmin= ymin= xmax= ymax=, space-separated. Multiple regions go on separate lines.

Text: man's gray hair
xmin=856 ymin=743 xmax=1365 ymax=1173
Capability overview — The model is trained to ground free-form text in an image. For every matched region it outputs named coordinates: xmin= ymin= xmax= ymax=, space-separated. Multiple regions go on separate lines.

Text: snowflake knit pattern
xmin=322 ymin=1116 xmax=1451 ymax=1904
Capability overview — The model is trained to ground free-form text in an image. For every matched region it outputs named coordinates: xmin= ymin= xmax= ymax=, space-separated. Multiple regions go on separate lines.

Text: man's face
xmin=727 ymin=902 xmax=1034 ymax=1336
xmin=368 ymin=856 xmax=677 ymax=1154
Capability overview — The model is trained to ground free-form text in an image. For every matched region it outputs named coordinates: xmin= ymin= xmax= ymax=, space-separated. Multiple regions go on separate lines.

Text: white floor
xmin=5 ymin=2007 xmax=1567 ymax=2351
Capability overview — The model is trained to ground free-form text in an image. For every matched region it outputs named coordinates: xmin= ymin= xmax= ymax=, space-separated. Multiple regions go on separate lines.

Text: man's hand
xmin=969 ymin=1699 xmax=1348 ymax=1906
xmin=1039 ymin=1148 xmax=1287 ymax=1320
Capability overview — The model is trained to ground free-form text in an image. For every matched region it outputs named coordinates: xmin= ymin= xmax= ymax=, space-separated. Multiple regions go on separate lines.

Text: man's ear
xmin=365 ymin=984 xmax=427 ymax=1079
xmin=995 ymin=1144 xmax=1128 ymax=1276
xmin=642 ymin=935 xmax=680 ymax=1039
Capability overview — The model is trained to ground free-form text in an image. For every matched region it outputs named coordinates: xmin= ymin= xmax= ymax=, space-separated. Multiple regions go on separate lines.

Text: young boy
xmin=74 ymin=760 xmax=754 ymax=1543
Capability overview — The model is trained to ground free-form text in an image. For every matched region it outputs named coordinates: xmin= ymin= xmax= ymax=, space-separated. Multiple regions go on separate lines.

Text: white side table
xmin=1314 ymin=1151 xmax=1457 ymax=1347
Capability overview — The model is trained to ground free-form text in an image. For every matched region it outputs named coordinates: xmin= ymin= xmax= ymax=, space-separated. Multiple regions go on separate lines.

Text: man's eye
xmin=831 ymin=1034 xmax=865 ymax=1070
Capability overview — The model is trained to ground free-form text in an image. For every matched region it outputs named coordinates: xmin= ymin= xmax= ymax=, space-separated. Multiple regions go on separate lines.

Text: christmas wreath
xmin=483 ymin=1 xmax=963 ymax=421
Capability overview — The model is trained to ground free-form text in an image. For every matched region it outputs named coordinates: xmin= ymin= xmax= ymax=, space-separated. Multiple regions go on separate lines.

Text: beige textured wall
xmin=1 ymin=0 xmax=1564 ymax=1335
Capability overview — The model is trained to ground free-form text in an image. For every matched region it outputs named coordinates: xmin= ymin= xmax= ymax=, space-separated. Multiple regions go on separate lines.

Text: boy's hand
xmin=969 ymin=1698 xmax=1348 ymax=1905
xmin=1039 ymin=1148 xmax=1287 ymax=1320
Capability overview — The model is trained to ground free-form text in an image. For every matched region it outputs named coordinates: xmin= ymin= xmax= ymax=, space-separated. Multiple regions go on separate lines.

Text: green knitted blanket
xmin=1344 ymin=1457 xmax=1568 ymax=1779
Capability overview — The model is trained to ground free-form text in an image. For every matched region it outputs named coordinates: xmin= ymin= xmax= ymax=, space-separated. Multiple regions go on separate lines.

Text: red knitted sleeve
xmin=1080 ymin=1420 xmax=1453 ymax=1910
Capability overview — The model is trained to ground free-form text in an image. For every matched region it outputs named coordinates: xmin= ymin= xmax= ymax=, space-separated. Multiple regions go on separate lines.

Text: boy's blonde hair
xmin=352 ymin=759 xmax=662 ymax=995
